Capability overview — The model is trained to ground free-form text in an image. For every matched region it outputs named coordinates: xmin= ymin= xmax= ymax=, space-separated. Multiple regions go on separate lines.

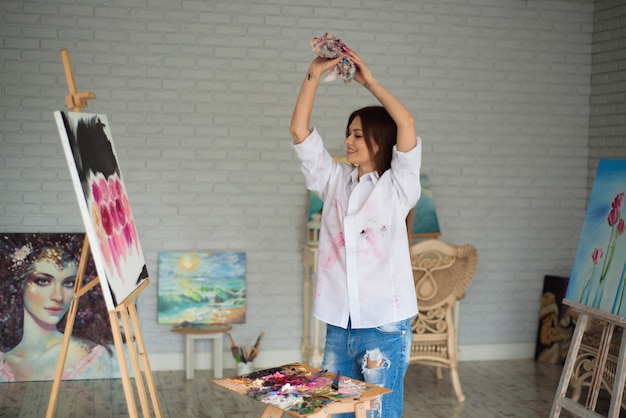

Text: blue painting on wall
xmin=565 ymin=159 xmax=626 ymax=317
xmin=157 ymin=252 xmax=246 ymax=325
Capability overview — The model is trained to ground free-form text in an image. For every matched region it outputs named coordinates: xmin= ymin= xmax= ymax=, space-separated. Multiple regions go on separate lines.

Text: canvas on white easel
xmin=565 ymin=159 xmax=626 ymax=317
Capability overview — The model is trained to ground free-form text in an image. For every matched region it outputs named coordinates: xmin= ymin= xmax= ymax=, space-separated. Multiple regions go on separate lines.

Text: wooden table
xmin=213 ymin=363 xmax=391 ymax=418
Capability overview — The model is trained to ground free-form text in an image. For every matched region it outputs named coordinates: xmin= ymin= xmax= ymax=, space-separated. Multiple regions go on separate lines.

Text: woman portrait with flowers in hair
xmin=0 ymin=233 xmax=117 ymax=381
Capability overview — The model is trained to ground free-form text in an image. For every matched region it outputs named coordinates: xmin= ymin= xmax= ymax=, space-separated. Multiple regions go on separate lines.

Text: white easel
xmin=46 ymin=49 xmax=163 ymax=418
xmin=550 ymin=299 xmax=626 ymax=418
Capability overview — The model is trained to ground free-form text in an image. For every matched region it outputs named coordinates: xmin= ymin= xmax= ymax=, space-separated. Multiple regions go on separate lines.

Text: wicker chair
xmin=409 ymin=239 xmax=478 ymax=402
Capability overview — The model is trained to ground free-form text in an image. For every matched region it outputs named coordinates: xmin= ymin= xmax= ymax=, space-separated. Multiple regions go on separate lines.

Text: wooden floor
xmin=0 ymin=359 xmax=615 ymax=417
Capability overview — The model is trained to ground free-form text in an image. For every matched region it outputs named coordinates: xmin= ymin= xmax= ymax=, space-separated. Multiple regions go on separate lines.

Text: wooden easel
xmin=550 ymin=300 xmax=626 ymax=418
xmin=46 ymin=49 xmax=162 ymax=418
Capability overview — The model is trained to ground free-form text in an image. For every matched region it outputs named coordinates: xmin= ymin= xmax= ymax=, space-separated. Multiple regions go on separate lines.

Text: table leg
xmin=261 ymin=404 xmax=283 ymax=418
xmin=186 ymin=334 xmax=194 ymax=380
xmin=354 ymin=400 xmax=369 ymax=418
xmin=213 ymin=333 xmax=223 ymax=378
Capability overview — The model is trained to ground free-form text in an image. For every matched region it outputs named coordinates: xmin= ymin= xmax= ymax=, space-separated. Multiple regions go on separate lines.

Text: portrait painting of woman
xmin=0 ymin=233 xmax=118 ymax=381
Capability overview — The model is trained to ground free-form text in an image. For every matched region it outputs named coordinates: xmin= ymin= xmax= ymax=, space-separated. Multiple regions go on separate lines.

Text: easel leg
xmin=587 ymin=322 xmax=615 ymax=411
xmin=46 ymin=237 xmax=94 ymax=418
xmin=127 ymin=301 xmax=163 ymax=417
xmin=550 ymin=312 xmax=589 ymax=417
xmin=608 ymin=328 xmax=626 ymax=418
xmin=119 ymin=305 xmax=151 ymax=417
xmin=109 ymin=310 xmax=139 ymax=418
xmin=46 ymin=291 xmax=81 ymax=417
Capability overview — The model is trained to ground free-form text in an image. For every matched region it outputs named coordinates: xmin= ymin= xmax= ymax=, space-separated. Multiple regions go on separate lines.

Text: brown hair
xmin=346 ymin=106 xmax=397 ymax=176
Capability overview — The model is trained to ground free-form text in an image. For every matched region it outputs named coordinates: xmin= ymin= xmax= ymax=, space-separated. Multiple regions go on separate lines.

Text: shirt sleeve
xmin=390 ymin=136 xmax=422 ymax=208
xmin=292 ymin=128 xmax=324 ymax=162
xmin=292 ymin=128 xmax=335 ymax=198
xmin=391 ymin=136 xmax=422 ymax=174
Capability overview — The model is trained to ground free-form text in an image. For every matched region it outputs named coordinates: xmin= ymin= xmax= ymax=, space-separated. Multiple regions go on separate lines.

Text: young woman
xmin=0 ymin=233 xmax=115 ymax=381
xmin=290 ymin=49 xmax=422 ymax=418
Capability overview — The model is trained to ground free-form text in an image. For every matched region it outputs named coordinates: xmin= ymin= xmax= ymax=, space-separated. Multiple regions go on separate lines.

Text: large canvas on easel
xmin=54 ymin=111 xmax=149 ymax=310
xmin=565 ymin=159 xmax=626 ymax=317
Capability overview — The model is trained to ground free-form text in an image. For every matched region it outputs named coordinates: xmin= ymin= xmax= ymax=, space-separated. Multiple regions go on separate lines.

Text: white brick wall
xmin=0 ymin=0 xmax=599 ymax=366
xmin=588 ymin=0 xmax=626 ymax=176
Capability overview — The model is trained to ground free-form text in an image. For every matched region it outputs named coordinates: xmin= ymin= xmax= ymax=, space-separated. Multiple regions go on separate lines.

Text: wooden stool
xmin=171 ymin=324 xmax=232 ymax=379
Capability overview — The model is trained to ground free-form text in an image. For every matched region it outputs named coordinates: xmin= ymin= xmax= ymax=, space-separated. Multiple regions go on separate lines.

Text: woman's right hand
xmin=291 ymin=55 xmax=344 ymax=144
xmin=307 ymin=56 xmax=344 ymax=80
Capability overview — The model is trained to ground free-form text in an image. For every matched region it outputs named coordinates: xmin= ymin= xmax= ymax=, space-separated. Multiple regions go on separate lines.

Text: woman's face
xmin=345 ymin=116 xmax=378 ymax=175
xmin=23 ymin=259 xmax=77 ymax=326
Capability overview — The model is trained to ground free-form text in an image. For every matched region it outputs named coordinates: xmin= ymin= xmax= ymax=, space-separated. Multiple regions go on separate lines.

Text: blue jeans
xmin=321 ymin=318 xmax=413 ymax=418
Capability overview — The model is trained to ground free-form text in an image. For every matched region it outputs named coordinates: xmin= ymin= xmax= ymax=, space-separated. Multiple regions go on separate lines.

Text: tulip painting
xmin=55 ymin=111 xmax=149 ymax=310
xmin=566 ymin=160 xmax=626 ymax=318
xmin=578 ymin=247 xmax=603 ymax=304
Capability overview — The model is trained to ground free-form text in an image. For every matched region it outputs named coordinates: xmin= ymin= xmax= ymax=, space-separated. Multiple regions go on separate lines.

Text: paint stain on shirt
xmin=323 ymin=231 xmax=345 ymax=270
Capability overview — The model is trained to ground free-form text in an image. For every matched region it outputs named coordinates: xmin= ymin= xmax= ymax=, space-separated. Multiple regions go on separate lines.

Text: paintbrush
xmin=248 ymin=332 xmax=265 ymax=361
xmin=307 ymin=369 xmax=327 ymax=383
xmin=228 ymin=333 xmax=241 ymax=362
xmin=331 ymin=370 xmax=341 ymax=390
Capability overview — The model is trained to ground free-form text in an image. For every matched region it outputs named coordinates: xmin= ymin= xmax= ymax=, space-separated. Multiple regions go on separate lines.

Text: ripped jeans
xmin=321 ymin=318 xmax=413 ymax=418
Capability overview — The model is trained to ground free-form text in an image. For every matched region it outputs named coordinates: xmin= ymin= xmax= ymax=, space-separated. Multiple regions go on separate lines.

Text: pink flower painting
xmin=566 ymin=160 xmax=626 ymax=317
xmin=55 ymin=111 xmax=148 ymax=310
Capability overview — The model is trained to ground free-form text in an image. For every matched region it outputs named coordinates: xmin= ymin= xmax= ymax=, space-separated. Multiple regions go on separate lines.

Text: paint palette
xmin=213 ymin=363 xmax=390 ymax=416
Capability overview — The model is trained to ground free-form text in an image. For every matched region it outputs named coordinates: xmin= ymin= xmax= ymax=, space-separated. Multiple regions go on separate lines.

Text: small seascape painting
xmin=565 ymin=159 xmax=626 ymax=318
xmin=157 ymin=252 xmax=246 ymax=325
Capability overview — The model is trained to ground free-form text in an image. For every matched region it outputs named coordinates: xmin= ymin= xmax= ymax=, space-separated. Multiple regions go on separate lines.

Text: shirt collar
xmin=348 ymin=167 xmax=380 ymax=186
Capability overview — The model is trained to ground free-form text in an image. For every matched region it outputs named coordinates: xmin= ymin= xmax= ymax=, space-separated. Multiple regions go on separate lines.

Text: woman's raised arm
xmin=290 ymin=56 xmax=343 ymax=144
xmin=347 ymin=49 xmax=417 ymax=152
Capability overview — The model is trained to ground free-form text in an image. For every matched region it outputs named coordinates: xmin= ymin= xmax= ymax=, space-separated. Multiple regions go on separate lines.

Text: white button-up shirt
xmin=293 ymin=128 xmax=422 ymax=329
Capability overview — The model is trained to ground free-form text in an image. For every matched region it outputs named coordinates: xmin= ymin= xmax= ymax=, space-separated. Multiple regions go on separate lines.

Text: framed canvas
xmin=534 ymin=275 xmax=576 ymax=365
xmin=157 ymin=251 xmax=246 ymax=325
xmin=54 ymin=111 xmax=149 ymax=310
xmin=0 ymin=233 xmax=121 ymax=381
xmin=565 ymin=159 xmax=626 ymax=317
